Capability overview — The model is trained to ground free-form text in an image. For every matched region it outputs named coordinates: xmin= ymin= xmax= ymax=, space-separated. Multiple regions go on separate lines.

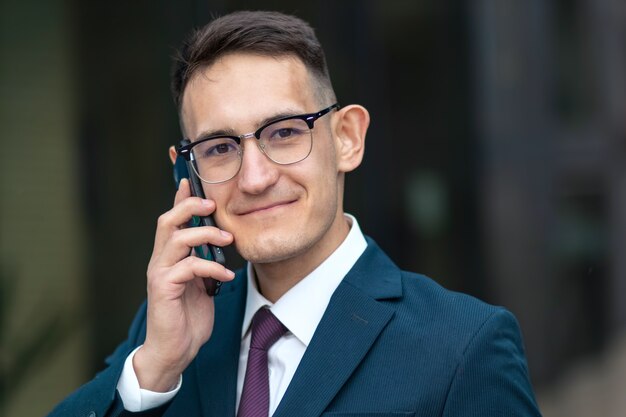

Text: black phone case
xmin=174 ymin=145 xmax=226 ymax=296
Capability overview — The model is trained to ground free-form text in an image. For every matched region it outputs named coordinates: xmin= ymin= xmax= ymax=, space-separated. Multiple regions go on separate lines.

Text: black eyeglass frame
xmin=176 ymin=103 xmax=340 ymax=162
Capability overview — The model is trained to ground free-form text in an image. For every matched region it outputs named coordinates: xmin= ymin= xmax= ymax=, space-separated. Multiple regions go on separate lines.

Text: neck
xmin=252 ymin=213 xmax=350 ymax=302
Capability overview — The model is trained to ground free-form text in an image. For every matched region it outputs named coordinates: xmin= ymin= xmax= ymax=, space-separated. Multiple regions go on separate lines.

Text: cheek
xmin=200 ymin=185 xmax=231 ymax=226
xmin=306 ymin=132 xmax=339 ymax=176
xmin=313 ymin=148 xmax=340 ymax=192
xmin=295 ymin=160 xmax=340 ymax=217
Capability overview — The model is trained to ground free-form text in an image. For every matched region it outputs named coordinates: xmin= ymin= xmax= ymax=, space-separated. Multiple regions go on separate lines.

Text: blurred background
xmin=1 ymin=0 xmax=625 ymax=415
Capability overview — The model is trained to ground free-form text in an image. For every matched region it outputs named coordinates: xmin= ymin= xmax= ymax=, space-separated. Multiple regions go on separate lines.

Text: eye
xmin=209 ymin=142 xmax=235 ymax=155
xmin=194 ymin=138 xmax=239 ymax=159
xmin=272 ymin=128 xmax=297 ymax=139
xmin=266 ymin=123 xmax=308 ymax=141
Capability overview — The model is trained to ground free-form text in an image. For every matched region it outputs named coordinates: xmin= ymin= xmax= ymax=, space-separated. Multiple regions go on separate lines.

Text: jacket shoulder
xmin=46 ymin=301 xmax=149 ymax=417
xmin=395 ymin=271 xmax=517 ymax=353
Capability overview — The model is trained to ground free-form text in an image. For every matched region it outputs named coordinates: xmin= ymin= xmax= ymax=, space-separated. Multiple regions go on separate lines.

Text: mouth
xmin=237 ymin=199 xmax=297 ymax=216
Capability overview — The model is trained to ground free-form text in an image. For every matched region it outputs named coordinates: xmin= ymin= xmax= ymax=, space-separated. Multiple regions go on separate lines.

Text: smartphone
xmin=174 ymin=139 xmax=226 ymax=296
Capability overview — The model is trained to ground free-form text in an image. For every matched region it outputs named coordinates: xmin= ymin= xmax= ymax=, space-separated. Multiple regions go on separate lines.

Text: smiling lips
xmin=237 ymin=199 xmax=297 ymax=216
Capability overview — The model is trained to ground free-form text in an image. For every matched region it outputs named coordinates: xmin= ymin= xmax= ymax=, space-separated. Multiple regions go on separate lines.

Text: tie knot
xmin=250 ymin=308 xmax=288 ymax=351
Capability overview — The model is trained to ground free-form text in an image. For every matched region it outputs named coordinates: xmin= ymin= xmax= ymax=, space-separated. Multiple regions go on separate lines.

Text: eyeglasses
xmin=177 ymin=103 xmax=339 ymax=184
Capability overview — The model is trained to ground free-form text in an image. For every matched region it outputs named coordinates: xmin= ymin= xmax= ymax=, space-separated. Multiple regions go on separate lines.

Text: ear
xmin=168 ymin=146 xmax=178 ymax=165
xmin=333 ymin=104 xmax=370 ymax=173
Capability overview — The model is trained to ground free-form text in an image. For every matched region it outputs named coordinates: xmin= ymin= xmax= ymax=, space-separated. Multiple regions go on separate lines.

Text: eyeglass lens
xmin=191 ymin=117 xmax=313 ymax=183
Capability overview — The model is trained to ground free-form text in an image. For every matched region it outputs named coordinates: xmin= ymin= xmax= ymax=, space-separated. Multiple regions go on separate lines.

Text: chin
xmin=235 ymin=232 xmax=312 ymax=264
xmin=229 ymin=202 xmax=339 ymax=265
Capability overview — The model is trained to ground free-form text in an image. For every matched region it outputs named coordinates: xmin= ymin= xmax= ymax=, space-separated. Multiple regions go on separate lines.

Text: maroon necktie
xmin=237 ymin=308 xmax=288 ymax=417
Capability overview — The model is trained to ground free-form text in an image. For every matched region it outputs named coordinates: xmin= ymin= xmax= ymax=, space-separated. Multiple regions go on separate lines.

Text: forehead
xmin=180 ymin=53 xmax=318 ymax=138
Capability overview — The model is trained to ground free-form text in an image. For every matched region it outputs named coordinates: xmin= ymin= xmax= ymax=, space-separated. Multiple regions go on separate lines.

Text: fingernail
xmin=220 ymin=230 xmax=232 ymax=238
xmin=226 ymin=269 xmax=235 ymax=278
xmin=201 ymin=199 xmax=212 ymax=206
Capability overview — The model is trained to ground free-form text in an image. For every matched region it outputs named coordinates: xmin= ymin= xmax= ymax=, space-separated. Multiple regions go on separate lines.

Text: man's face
xmin=180 ymin=53 xmax=345 ymax=265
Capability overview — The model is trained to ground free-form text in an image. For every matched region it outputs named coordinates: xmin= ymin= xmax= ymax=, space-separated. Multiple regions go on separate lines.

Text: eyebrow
xmin=193 ymin=107 xmax=305 ymax=142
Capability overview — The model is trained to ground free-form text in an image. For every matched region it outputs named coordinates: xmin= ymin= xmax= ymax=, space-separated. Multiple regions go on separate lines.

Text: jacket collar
xmin=193 ymin=237 xmax=402 ymax=417
xmin=274 ymin=238 xmax=402 ymax=417
xmin=342 ymin=236 xmax=403 ymax=300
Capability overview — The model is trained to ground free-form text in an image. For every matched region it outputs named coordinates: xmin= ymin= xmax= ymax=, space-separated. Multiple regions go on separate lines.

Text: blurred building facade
xmin=473 ymin=0 xmax=626 ymax=385
xmin=1 ymin=0 xmax=625 ymax=415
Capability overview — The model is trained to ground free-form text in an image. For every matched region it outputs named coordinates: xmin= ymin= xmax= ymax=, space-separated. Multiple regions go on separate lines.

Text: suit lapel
xmin=273 ymin=240 xmax=402 ymax=417
xmin=194 ymin=272 xmax=247 ymax=417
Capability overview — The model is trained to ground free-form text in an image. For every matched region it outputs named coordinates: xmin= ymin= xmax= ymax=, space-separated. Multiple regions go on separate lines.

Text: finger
xmin=167 ymin=196 xmax=216 ymax=228
xmin=165 ymin=256 xmax=235 ymax=286
xmin=156 ymin=226 xmax=233 ymax=267
xmin=152 ymin=197 xmax=218 ymax=255
xmin=174 ymin=178 xmax=192 ymax=206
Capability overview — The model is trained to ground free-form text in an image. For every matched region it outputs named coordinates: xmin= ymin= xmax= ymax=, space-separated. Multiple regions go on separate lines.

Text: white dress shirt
xmin=117 ymin=214 xmax=367 ymax=413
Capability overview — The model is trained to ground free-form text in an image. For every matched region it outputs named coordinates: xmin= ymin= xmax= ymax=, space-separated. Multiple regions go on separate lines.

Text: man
xmin=48 ymin=10 xmax=541 ymax=417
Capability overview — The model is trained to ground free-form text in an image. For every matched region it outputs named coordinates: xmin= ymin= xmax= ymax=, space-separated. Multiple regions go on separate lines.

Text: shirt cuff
xmin=116 ymin=345 xmax=182 ymax=412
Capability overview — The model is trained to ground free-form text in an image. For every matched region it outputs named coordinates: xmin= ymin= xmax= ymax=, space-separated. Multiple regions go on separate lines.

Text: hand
xmin=133 ymin=178 xmax=235 ymax=392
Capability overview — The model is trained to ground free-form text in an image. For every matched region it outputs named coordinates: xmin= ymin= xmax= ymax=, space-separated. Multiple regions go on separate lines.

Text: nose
xmin=236 ymin=137 xmax=279 ymax=194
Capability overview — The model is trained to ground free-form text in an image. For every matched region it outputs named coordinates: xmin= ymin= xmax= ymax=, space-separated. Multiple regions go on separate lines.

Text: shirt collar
xmin=241 ymin=214 xmax=367 ymax=346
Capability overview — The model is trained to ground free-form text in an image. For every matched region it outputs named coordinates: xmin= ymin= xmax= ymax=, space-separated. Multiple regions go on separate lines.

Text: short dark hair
xmin=171 ymin=10 xmax=335 ymax=109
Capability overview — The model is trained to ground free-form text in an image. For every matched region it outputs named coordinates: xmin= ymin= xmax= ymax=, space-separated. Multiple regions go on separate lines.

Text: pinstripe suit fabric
xmin=47 ymin=238 xmax=541 ymax=417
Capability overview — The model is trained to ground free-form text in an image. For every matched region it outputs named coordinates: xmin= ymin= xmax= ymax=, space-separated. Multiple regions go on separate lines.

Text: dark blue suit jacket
xmin=48 ymin=239 xmax=541 ymax=417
